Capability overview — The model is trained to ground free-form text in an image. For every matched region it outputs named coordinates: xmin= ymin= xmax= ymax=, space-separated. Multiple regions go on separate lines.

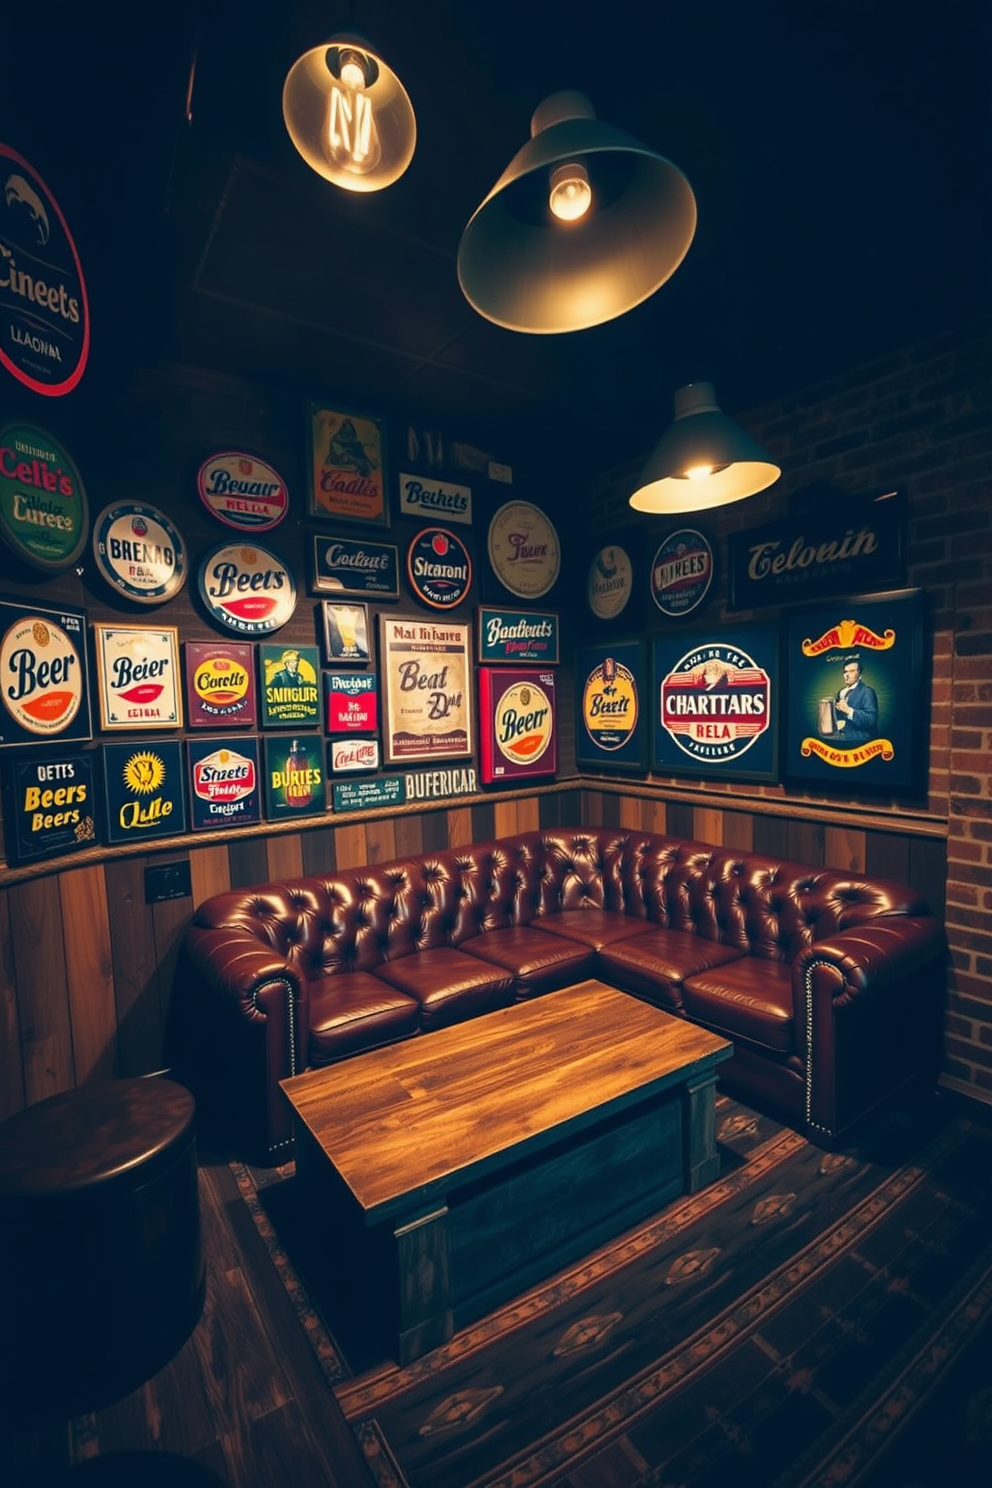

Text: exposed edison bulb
xmin=685 ymin=464 xmax=715 ymax=480
xmin=549 ymin=161 xmax=592 ymax=222
xmin=327 ymin=49 xmax=381 ymax=175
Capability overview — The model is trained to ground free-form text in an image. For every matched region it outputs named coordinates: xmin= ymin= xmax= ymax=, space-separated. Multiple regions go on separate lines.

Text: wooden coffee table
xmin=280 ymin=978 xmax=731 ymax=1363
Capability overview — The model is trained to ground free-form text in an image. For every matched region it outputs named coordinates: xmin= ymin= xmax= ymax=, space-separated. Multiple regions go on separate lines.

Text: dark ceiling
xmin=3 ymin=0 xmax=989 ymax=480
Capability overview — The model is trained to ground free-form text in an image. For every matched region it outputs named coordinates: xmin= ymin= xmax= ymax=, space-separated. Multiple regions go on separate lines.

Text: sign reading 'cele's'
xmin=0 ymin=422 xmax=89 ymax=571
xmin=199 ymin=542 xmax=296 ymax=634
xmin=0 ymin=143 xmax=90 ymax=396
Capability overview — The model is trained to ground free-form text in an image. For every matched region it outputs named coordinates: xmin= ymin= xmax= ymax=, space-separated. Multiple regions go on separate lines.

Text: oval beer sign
xmin=0 ymin=421 xmax=89 ymax=571
xmin=487 ymin=500 xmax=560 ymax=599
xmin=0 ymin=144 xmax=89 ymax=396
xmin=198 ymin=541 xmax=296 ymax=635
xmin=587 ymin=544 xmax=633 ymax=620
xmin=651 ymin=528 xmax=715 ymax=618
xmin=407 ymin=526 xmax=472 ymax=609
xmin=93 ymin=502 xmax=187 ymax=604
xmin=197 ymin=451 xmax=289 ymax=532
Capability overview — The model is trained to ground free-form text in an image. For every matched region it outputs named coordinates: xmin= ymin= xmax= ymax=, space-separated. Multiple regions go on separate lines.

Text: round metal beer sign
xmin=0 ymin=143 xmax=89 ymax=396
xmin=0 ymin=421 xmax=89 ymax=571
xmin=198 ymin=541 xmax=297 ymax=635
xmin=650 ymin=528 xmax=715 ymax=618
xmin=0 ymin=613 xmax=84 ymax=736
xmin=197 ymin=451 xmax=289 ymax=532
xmin=92 ymin=502 xmax=188 ymax=605
xmin=407 ymin=527 xmax=472 ymax=609
xmin=487 ymin=500 xmax=560 ymax=599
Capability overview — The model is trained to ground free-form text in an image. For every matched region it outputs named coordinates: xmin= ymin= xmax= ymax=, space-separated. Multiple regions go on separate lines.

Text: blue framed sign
xmin=101 ymin=741 xmax=187 ymax=846
xmin=477 ymin=606 xmax=559 ymax=665
xmin=2 ymin=751 xmax=97 ymax=864
xmin=575 ymin=639 xmax=648 ymax=773
xmin=652 ymin=624 xmax=780 ymax=783
xmin=310 ymin=535 xmax=399 ymax=597
xmin=187 ymin=736 xmax=262 ymax=830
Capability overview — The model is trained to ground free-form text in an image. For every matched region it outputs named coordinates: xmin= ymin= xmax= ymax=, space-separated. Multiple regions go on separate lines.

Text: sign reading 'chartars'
xmin=652 ymin=625 xmax=779 ymax=783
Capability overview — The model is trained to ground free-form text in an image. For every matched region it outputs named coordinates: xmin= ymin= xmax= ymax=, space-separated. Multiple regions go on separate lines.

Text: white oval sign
xmin=93 ymin=502 xmax=187 ymax=605
xmin=198 ymin=542 xmax=297 ymax=635
xmin=487 ymin=500 xmax=560 ymax=599
xmin=197 ymin=451 xmax=289 ymax=531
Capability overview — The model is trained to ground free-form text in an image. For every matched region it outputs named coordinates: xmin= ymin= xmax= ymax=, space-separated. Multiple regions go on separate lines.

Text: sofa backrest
xmin=190 ymin=826 xmax=932 ymax=976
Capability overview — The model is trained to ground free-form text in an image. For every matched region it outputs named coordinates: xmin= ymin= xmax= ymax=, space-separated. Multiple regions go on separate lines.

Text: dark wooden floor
xmin=2 ymin=1159 xmax=376 ymax=1488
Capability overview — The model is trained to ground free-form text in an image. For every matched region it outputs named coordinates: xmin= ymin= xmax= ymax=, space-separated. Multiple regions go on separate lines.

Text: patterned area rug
xmin=233 ymin=1097 xmax=992 ymax=1488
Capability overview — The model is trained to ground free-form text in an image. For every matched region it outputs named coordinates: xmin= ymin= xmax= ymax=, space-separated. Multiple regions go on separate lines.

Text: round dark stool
xmin=0 ymin=1076 xmax=204 ymax=1426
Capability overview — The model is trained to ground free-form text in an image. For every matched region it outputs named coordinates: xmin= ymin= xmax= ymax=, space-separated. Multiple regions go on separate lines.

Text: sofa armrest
xmin=793 ymin=917 xmax=947 ymax=1145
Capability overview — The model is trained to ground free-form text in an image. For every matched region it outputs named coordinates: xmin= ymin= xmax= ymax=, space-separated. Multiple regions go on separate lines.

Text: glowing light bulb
xmin=685 ymin=464 xmax=715 ymax=480
xmin=327 ymin=49 xmax=381 ymax=175
xmin=549 ymin=161 xmax=591 ymax=222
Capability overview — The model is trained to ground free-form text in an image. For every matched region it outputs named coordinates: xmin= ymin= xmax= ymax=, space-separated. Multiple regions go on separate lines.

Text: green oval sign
xmin=0 ymin=422 xmax=89 ymax=571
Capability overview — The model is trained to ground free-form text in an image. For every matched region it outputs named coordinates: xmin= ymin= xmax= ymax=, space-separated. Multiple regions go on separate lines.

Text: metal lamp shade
xmin=629 ymin=383 xmax=781 ymax=513
xmin=282 ymin=35 xmax=416 ymax=192
xmin=457 ymin=95 xmax=697 ymax=333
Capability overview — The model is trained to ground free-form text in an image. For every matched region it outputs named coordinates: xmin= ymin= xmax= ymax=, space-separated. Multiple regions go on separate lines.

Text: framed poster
xmin=378 ymin=613 xmax=474 ymax=765
xmin=783 ymin=588 xmax=926 ymax=794
xmin=652 ymin=624 xmax=780 ymax=783
xmin=263 ymin=734 xmax=326 ymax=820
xmin=478 ymin=667 xmax=557 ymax=784
xmin=0 ymin=601 xmax=92 ymax=749
xmin=187 ymin=736 xmax=262 ymax=830
xmin=184 ymin=640 xmax=257 ymax=728
xmin=321 ymin=601 xmax=371 ymax=664
xmin=93 ymin=623 xmax=182 ymax=731
xmin=326 ymin=673 xmax=378 ymax=734
xmin=2 ymin=752 xmax=97 ymax=865
xmin=575 ymin=638 xmax=648 ymax=773
xmin=101 ymin=740 xmax=187 ymax=845
xmin=310 ymin=534 xmax=400 ymax=597
xmin=477 ymin=606 xmax=559 ymax=665
xmin=307 ymin=402 xmax=388 ymax=527
xmin=258 ymin=643 xmax=320 ymax=728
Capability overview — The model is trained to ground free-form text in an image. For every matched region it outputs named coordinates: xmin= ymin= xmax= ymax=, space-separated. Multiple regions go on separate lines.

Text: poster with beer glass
xmin=784 ymin=588 xmax=926 ymax=793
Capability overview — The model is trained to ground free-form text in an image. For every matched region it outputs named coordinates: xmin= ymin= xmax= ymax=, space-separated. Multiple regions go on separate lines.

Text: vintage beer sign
xmin=477 ymin=606 xmax=559 ymax=665
xmin=0 ymin=143 xmax=89 ymax=396
xmin=479 ymin=667 xmax=556 ymax=784
xmin=486 ymin=500 xmax=560 ymax=599
xmin=333 ymin=773 xmax=404 ymax=811
xmin=0 ymin=601 xmax=90 ymax=747
xmin=576 ymin=644 xmax=645 ymax=772
xmin=92 ymin=502 xmax=187 ymax=606
xmin=398 ymin=472 xmax=472 ymax=526
xmin=329 ymin=737 xmax=380 ymax=774
xmin=259 ymin=644 xmax=320 ymax=728
xmin=326 ymin=673 xmax=378 ymax=734
xmin=184 ymin=640 xmax=256 ymax=728
xmin=197 ymin=451 xmax=289 ymax=531
xmin=310 ymin=535 xmax=399 ymax=597
xmin=407 ymin=526 xmax=472 ymax=609
xmin=0 ymin=422 xmax=89 ymax=571
xmin=403 ymin=766 xmax=477 ymax=801
xmin=379 ymin=613 xmax=473 ymax=764
xmin=2 ymin=752 xmax=96 ymax=864
xmin=587 ymin=545 xmax=634 ymax=621
xmin=199 ymin=541 xmax=296 ymax=634
xmin=93 ymin=624 xmax=182 ymax=730
xmin=187 ymin=736 xmax=261 ymax=830
xmin=650 ymin=529 xmax=715 ymax=618
xmin=652 ymin=626 xmax=779 ymax=782
xmin=264 ymin=734 xmax=325 ymax=820
xmin=101 ymin=741 xmax=187 ymax=845
xmin=307 ymin=404 xmax=387 ymax=526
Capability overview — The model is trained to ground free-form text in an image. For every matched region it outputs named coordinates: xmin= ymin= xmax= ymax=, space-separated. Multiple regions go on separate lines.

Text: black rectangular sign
xmin=2 ymin=751 xmax=97 ymax=864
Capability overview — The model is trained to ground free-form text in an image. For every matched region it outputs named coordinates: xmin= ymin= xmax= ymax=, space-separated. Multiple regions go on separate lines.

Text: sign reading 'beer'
xmin=478 ymin=667 xmax=557 ymax=784
xmin=0 ymin=601 xmax=90 ymax=748
xmin=199 ymin=542 xmax=296 ymax=635
xmin=93 ymin=623 xmax=182 ymax=730
xmin=575 ymin=640 xmax=648 ymax=773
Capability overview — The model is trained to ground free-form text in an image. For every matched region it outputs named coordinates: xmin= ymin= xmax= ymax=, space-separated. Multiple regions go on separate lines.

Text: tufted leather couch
xmin=174 ymin=828 xmax=947 ymax=1162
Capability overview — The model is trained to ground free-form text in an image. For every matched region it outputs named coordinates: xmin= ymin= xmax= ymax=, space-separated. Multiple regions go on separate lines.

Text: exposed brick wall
xmin=582 ymin=316 xmax=992 ymax=1101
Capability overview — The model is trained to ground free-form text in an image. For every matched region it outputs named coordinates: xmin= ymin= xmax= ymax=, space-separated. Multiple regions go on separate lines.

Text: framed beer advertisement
xmin=306 ymin=402 xmax=388 ymax=527
xmin=478 ymin=667 xmax=557 ymax=784
xmin=575 ymin=638 xmax=648 ymax=773
xmin=93 ymin=623 xmax=183 ymax=731
xmin=378 ymin=613 xmax=474 ymax=765
xmin=321 ymin=601 xmax=371 ymax=664
xmin=652 ymin=624 xmax=780 ymax=783
xmin=783 ymin=588 xmax=926 ymax=794
xmin=2 ymin=751 xmax=97 ymax=864
xmin=101 ymin=741 xmax=188 ymax=845
xmin=0 ymin=601 xmax=92 ymax=749
xmin=263 ymin=733 xmax=326 ymax=820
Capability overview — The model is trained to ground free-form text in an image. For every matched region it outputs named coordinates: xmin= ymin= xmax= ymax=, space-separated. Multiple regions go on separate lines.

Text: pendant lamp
xmin=457 ymin=91 xmax=696 ymax=334
xmin=282 ymin=32 xmax=416 ymax=192
xmin=629 ymin=383 xmax=781 ymax=513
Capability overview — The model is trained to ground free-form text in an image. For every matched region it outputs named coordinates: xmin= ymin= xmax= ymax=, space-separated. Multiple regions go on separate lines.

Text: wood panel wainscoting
xmin=0 ymin=779 xmax=947 ymax=1125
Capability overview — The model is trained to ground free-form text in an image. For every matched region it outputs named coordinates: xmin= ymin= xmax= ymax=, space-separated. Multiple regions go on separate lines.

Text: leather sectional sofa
xmin=175 ymin=828 xmax=947 ymax=1163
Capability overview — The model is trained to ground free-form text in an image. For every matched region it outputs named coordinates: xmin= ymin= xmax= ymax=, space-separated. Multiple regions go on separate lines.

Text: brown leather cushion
xmin=459 ymin=927 xmax=595 ymax=999
xmin=375 ymin=947 xmax=514 ymax=1029
xmin=681 ymin=958 xmax=795 ymax=1054
xmin=530 ymin=909 xmax=657 ymax=952
xmin=599 ymin=931 xmax=747 ymax=1012
xmin=309 ymin=972 xmax=421 ymax=1063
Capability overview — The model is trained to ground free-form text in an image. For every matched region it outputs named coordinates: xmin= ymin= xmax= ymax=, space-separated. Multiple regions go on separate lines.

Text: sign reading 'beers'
xmin=2 ymin=752 xmax=96 ymax=864
xmin=478 ymin=667 xmax=557 ymax=783
xmin=0 ymin=601 xmax=90 ymax=747
xmin=199 ymin=542 xmax=296 ymax=635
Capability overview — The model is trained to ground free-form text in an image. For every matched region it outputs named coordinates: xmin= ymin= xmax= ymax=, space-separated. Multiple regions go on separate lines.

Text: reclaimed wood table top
xmin=280 ymin=979 xmax=732 ymax=1221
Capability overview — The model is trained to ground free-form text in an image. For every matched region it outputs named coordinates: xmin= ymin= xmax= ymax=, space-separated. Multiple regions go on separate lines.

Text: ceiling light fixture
xmin=282 ymin=32 xmax=416 ymax=192
xmin=457 ymin=91 xmax=696 ymax=334
xmin=629 ymin=383 xmax=781 ymax=513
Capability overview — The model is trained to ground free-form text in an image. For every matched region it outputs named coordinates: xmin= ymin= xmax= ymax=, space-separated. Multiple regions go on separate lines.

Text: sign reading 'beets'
xmin=198 ymin=542 xmax=296 ymax=635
